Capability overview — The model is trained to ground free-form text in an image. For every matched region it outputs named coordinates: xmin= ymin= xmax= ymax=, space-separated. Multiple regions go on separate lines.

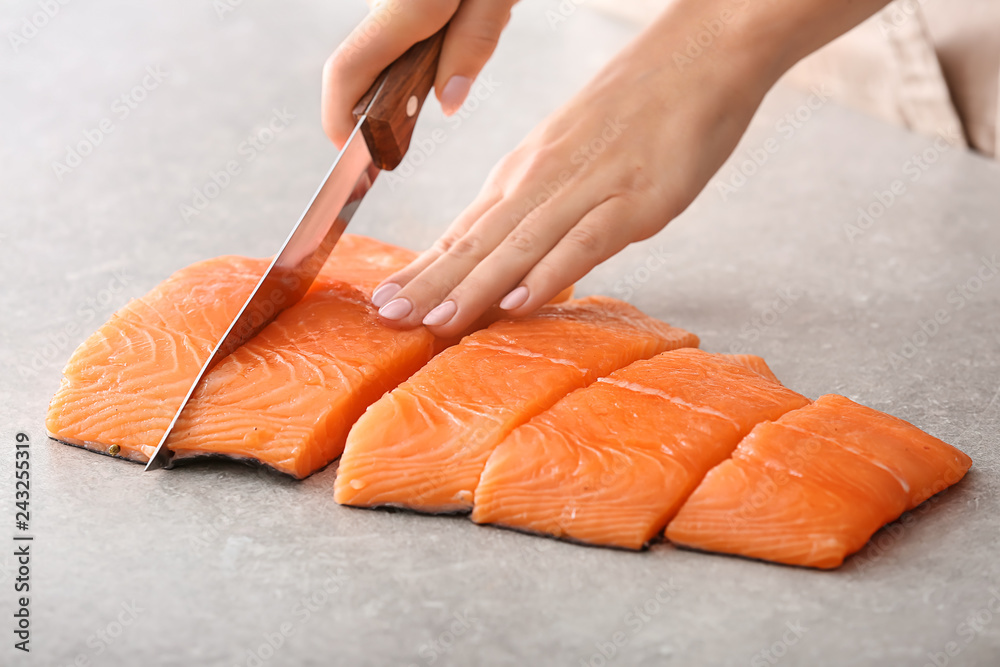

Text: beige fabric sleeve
xmin=921 ymin=0 xmax=1000 ymax=158
xmin=874 ymin=2 xmax=965 ymax=147
xmin=588 ymin=0 xmax=997 ymax=158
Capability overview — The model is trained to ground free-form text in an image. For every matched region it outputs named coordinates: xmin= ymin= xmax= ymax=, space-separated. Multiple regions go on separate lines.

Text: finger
xmin=371 ymin=182 xmax=503 ymax=307
xmin=322 ymin=0 xmax=460 ymax=147
xmin=435 ymin=0 xmax=517 ymax=115
xmin=376 ymin=199 xmax=522 ymax=328
xmin=376 ymin=177 xmax=569 ymax=329
xmin=501 ymin=197 xmax=636 ymax=317
xmin=421 ymin=186 xmax=600 ymax=336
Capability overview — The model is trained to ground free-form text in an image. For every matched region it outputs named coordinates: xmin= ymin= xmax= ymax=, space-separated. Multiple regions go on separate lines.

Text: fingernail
xmin=422 ymin=300 xmax=457 ymax=326
xmin=371 ymin=283 xmax=401 ymax=308
xmin=440 ymin=75 xmax=473 ymax=116
xmin=378 ymin=297 xmax=413 ymax=321
xmin=499 ymin=285 xmax=529 ymax=311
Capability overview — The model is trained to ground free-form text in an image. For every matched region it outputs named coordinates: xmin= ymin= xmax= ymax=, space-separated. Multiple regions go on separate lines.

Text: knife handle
xmin=352 ymin=29 xmax=446 ymax=171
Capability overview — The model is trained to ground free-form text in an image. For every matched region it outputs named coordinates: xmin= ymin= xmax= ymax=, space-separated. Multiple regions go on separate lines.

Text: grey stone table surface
xmin=2 ymin=1 xmax=999 ymax=665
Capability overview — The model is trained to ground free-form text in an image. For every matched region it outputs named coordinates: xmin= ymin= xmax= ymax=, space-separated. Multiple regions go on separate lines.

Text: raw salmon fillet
xmin=165 ymin=283 xmax=434 ymax=477
xmin=334 ymin=297 xmax=699 ymax=513
xmin=471 ymin=349 xmax=810 ymax=549
xmin=666 ymin=394 xmax=973 ymax=568
xmin=46 ymin=235 xmax=435 ymax=476
xmin=46 ymin=255 xmax=265 ymax=460
xmin=432 ymin=285 xmax=576 ymax=355
xmin=316 ymin=234 xmax=420 ymax=292
xmin=722 ymin=354 xmax=781 ymax=383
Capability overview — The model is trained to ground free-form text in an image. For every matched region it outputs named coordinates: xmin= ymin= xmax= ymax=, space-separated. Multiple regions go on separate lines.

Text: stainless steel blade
xmin=144 ymin=122 xmax=380 ymax=471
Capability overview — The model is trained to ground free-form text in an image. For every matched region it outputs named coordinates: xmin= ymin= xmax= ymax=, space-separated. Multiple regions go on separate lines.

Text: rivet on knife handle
xmin=352 ymin=28 xmax=446 ymax=171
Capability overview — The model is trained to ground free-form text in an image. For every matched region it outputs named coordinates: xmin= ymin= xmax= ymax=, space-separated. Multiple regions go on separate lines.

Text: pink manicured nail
xmin=371 ymin=282 xmax=401 ymax=308
xmin=440 ymin=75 xmax=473 ymax=116
xmin=378 ymin=297 xmax=413 ymax=320
xmin=499 ymin=285 xmax=529 ymax=310
xmin=422 ymin=300 xmax=457 ymax=326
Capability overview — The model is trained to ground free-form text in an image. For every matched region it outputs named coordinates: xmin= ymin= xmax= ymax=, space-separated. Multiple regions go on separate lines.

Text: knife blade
xmin=145 ymin=29 xmax=446 ymax=471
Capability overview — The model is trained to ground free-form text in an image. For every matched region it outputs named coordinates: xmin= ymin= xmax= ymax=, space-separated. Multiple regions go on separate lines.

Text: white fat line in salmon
xmin=597 ymin=377 xmax=742 ymax=430
xmin=464 ymin=340 xmax=587 ymax=375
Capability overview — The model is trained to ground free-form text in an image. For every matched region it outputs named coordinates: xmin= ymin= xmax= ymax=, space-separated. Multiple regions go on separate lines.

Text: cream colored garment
xmin=921 ymin=0 xmax=1000 ymax=156
xmin=589 ymin=0 xmax=999 ymax=158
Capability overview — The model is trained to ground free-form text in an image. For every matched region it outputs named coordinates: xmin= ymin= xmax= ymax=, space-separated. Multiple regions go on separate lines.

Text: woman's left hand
xmin=371 ymin=2 xmax=771 ymax=337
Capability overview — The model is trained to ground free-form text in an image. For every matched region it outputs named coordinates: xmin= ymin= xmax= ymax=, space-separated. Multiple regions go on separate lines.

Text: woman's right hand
xmin=322 ymin=0 xmax=518 ymax=148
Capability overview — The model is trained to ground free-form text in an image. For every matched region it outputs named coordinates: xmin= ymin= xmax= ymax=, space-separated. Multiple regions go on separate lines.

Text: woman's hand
xmin=327 ymin=0 xmax=893 ymax=338
xmin=369 ymin=2 xmax=774 ymax=337
xmin=322 ymin=0 xmax=518 ymax=148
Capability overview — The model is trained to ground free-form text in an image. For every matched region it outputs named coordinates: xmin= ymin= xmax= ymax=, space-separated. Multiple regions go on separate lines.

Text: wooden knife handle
xmin=352 ymin=29 xmax=446 ymax=171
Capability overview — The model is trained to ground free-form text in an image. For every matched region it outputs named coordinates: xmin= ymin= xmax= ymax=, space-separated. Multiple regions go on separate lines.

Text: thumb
xmin=323 ymin=0 xmax=459 ymax=147
xmin=435 ymin=0 xmax=517 ymax=116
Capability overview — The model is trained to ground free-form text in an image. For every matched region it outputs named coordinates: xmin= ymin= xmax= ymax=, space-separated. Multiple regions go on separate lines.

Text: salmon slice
xmin=166 ymin=283 xmax=434 ymax=477
xmin=46 ymin=235 xmax=434 ymax=476
xmin=471 ymin=349 xmax=810 ymax=549
xmin=722 ymin=354 xmax=781 ymax=384
xmin=46 ymin=255 xmax=265 ymax=460
xmin=665 ymin=394 xmax=973 ymax=568
xmin=316 ymin=234 xmax=418 ymax=292
xmin=334 ymin=297 xmax=699 ymax=513
xmin=431 ymin=285 xmax=576 ymax=355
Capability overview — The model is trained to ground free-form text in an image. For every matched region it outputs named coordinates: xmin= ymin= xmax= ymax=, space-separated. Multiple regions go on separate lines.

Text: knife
xmin=145 ymin=29 xmax=446 ymax=471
